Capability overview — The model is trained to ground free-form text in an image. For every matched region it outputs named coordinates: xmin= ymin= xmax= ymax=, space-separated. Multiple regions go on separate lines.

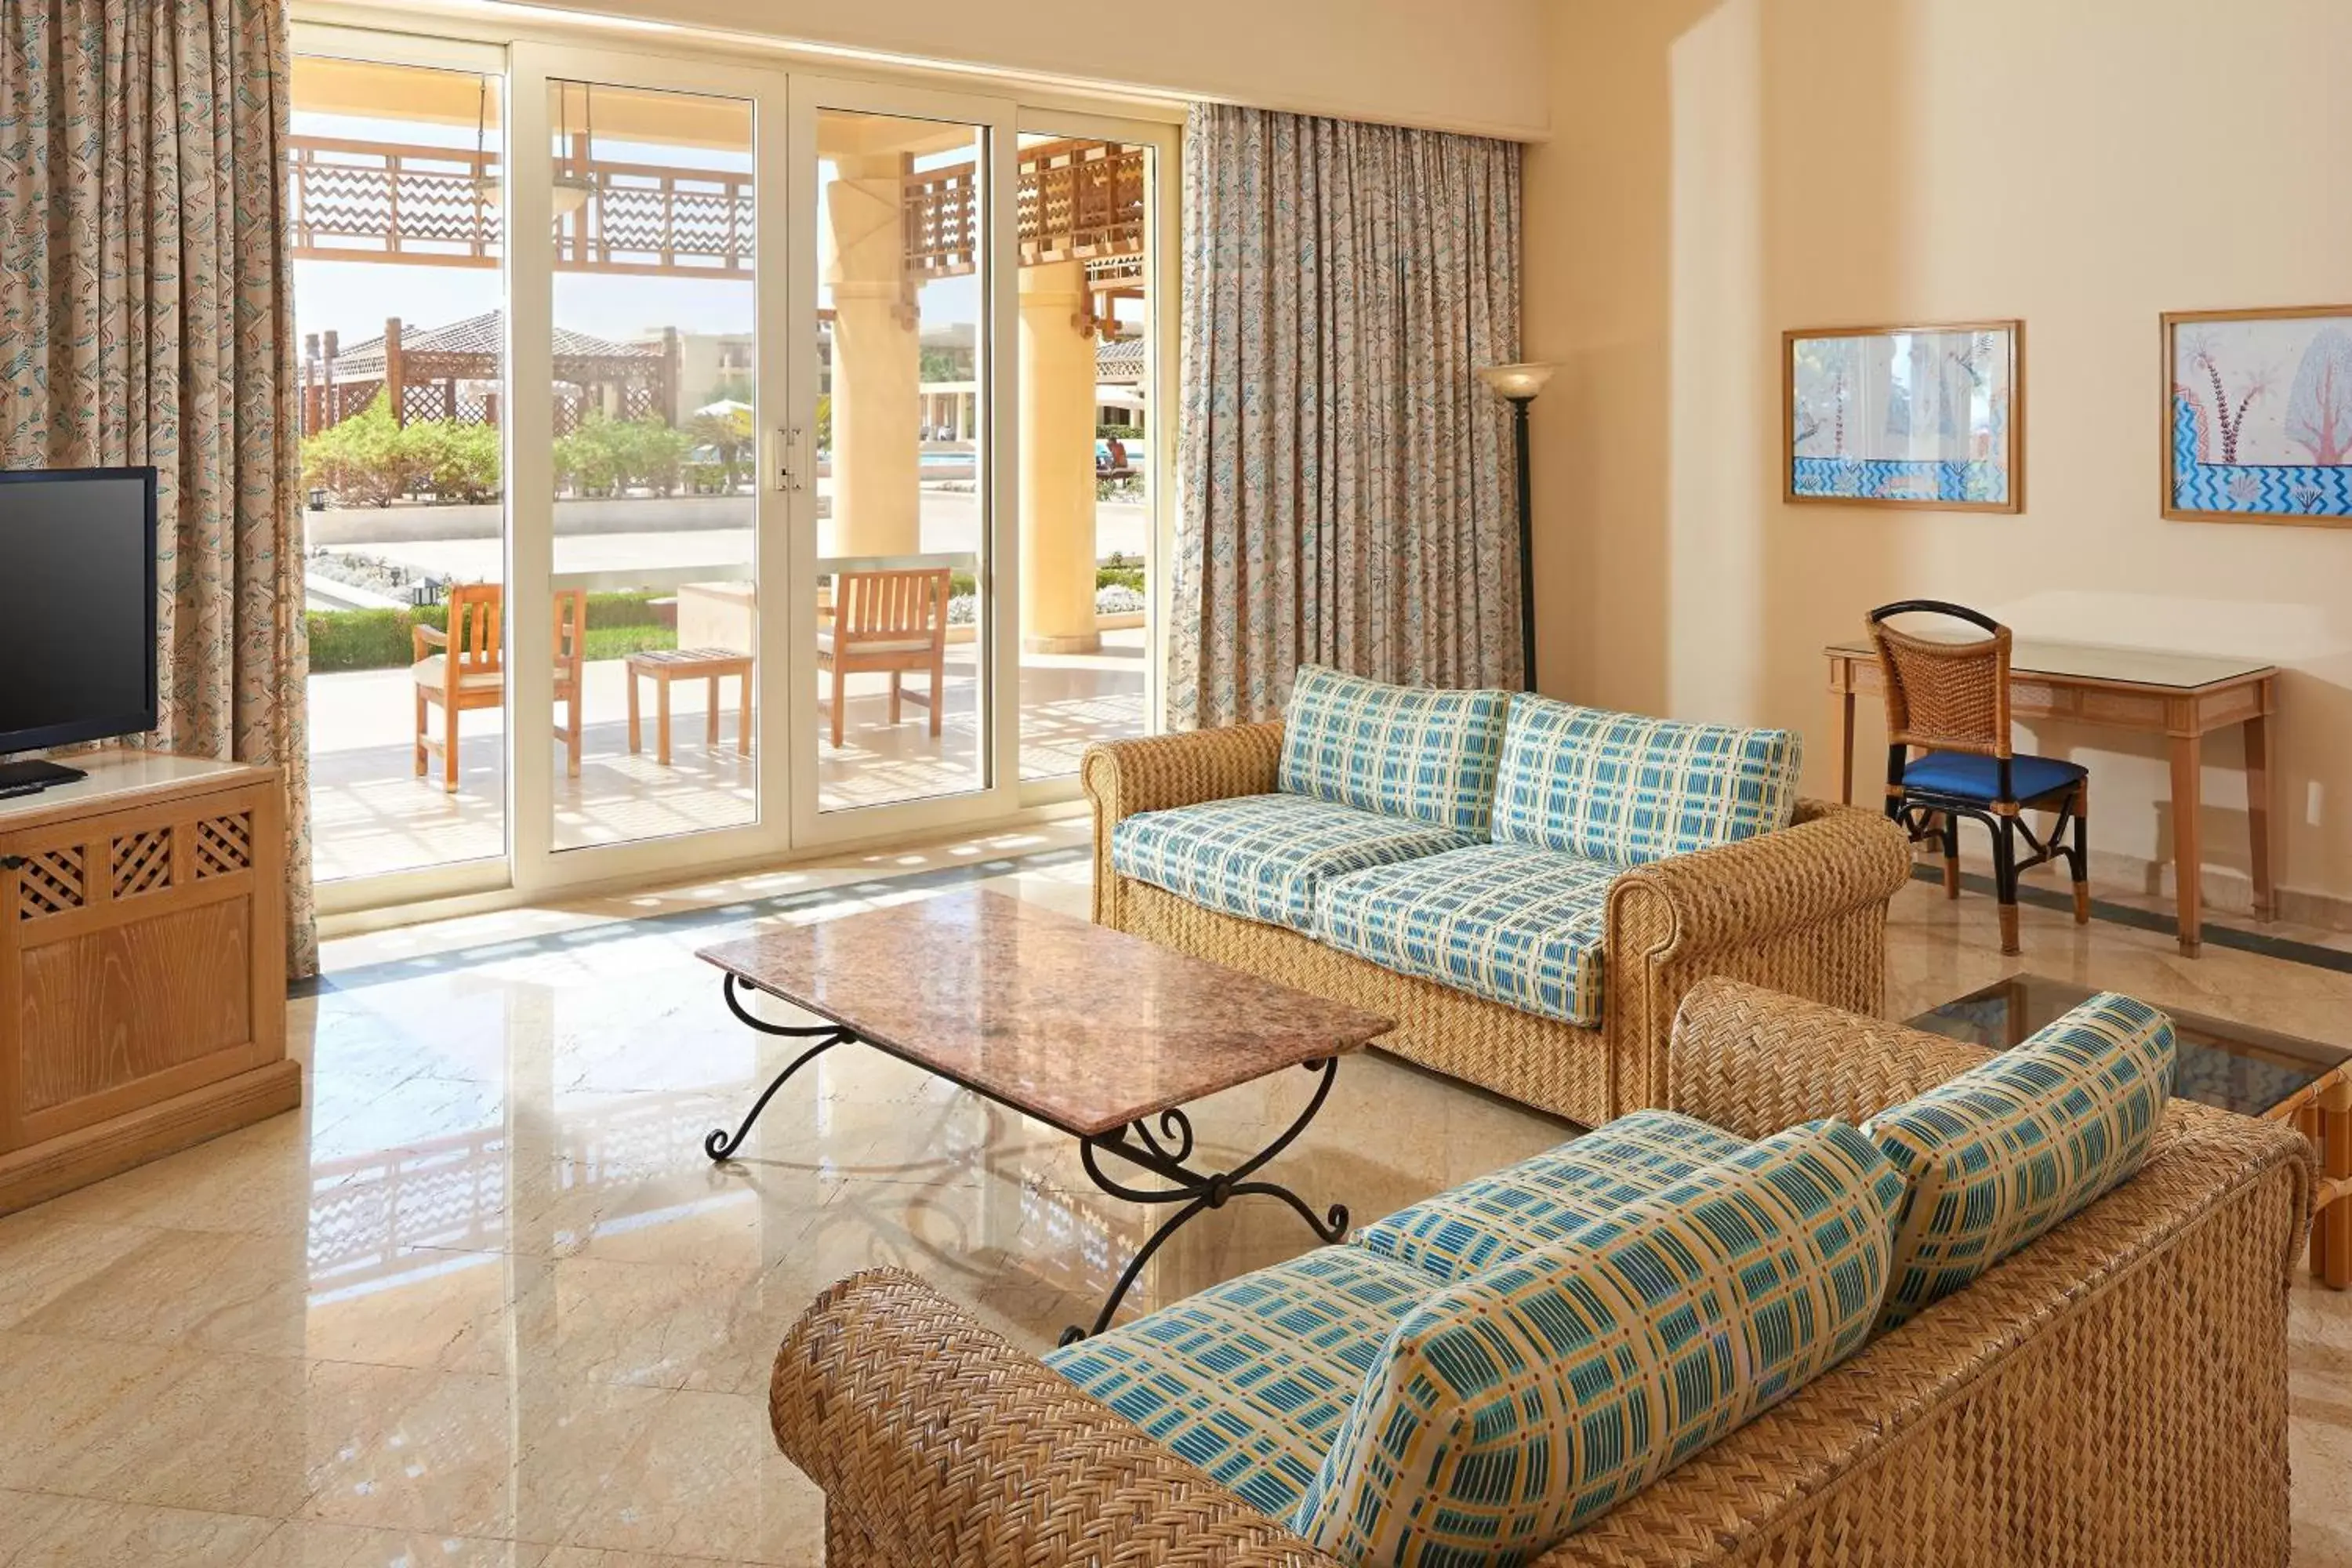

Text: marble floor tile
xmin=236 ymin=1522 xmax=550 ymax=1568
xmin=2 ymin=833 xmax=2348 ymax=1563
xmin=0 ymin=1494 xmax=278 ymax=1568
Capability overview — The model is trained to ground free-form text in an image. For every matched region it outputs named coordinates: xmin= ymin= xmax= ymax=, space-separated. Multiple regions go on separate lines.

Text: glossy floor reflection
xmin=2 ymin=831 xmax=2349 ymax=1566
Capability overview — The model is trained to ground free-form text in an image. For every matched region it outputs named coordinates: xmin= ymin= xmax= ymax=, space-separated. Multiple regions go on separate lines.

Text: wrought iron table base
xmin=1060 ymin=1055 xmax=1345 ymax=1345
xmin=709 ymin=975 xmax=1349 ymax=1345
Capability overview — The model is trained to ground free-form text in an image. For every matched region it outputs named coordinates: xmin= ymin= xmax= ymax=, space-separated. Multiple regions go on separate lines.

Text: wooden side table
xmin=626 ymin=648 xmax=754 ymax=767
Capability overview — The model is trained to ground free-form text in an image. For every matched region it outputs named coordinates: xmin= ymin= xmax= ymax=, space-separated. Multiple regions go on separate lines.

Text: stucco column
xmin=1018 ymin=260 xmax=1100 ymax=654
xmin=823 ymin=152 xmax=921 ymax=557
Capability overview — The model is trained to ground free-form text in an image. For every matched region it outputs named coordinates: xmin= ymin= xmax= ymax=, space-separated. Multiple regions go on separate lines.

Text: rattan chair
xmin=1867 ymin=600 xmax=2088 ymax=954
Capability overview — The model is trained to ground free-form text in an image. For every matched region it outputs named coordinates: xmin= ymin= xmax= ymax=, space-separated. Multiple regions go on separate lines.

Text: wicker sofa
xmin=1082 ymin=678 xmax=1913 ymax=1127
xmin=770 ymin=980 xmax=2311 ymax=1567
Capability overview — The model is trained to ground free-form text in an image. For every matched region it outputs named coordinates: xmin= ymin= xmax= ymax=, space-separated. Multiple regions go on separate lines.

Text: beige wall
xmin=1525 ymin=0 xmax=2352 ymax=916
xmin=511 ymin=0 xmax=1549 ymax=139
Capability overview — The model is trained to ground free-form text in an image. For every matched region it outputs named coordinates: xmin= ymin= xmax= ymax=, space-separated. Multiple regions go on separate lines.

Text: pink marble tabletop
xmin=696 ymin=890 xmax=1395 ymax=1138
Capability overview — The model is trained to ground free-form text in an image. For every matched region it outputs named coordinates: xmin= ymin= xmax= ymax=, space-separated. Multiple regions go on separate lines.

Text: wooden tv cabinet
xmin=0 ymin=753 xmax=298 ymax=1216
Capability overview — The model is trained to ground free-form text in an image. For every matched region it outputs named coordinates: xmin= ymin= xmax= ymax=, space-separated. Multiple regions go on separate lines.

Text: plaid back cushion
xmin=1279 ymin=665 xmax=1511 ymax=833
xmin=1491 ymin=694 xmax=1802 ymax=867
xmin=1865 ymin=992 xmax=2175 ymax=1331
xmin=1294 ymin=1120 xmax=1904 ymax=1563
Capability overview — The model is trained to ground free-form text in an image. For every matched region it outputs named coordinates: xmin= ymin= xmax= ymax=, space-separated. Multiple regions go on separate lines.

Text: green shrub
xmin=555 ymin=412 xmax=694 ymax=497
xmin=307 ymin=590 xmax=675 ymax=674
xmin=302 ymin=392 xmax=504 ymax=506
xmin=1097 ymin=566 xmax=1144 ymax=593
xmin=1097 ymin=423 xmax=1143 ymax=441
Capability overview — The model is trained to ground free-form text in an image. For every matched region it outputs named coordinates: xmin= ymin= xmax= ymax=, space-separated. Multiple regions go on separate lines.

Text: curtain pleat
xmin=1170 ymin=103 xmax=1523 ymax=729
xmin=0 ymin=0 xmax=317 ymax=978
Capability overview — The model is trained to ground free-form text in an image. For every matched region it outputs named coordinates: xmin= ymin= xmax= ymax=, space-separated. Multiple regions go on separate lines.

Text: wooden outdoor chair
xmin=1868 ymin=598 xmax=2089 ymax=955
xmin=413 ymin=584 xmax=587 ymax=793
xmin=819 ymin=568 xmax=951 ymax=750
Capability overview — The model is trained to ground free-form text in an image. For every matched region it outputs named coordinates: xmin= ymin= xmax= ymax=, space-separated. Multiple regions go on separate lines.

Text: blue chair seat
xmin=1904 ymin=750 xmax=2085 ymax=804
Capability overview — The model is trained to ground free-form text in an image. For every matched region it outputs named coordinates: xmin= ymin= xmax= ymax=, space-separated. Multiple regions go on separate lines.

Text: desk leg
xmin=2318 ymin=1076 xmax=2351 ymax=1290
xmin=2246 ymin=710 xmax=2276 ymax=923
xmin=1831 ymin=689 xmax=1857 ymax=806
xmin=2170 ymin=732 xmax=2204 ymax=956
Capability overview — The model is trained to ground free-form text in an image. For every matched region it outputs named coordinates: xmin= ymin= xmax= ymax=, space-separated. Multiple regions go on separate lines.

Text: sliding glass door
xmin=299 ymin=24 xmax=1146 ymax=911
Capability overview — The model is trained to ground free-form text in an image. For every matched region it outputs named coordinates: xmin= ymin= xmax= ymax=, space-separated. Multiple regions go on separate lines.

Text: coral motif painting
xmin=2164 ymin=306 xmax=2352 ymax=525
xmin=1784 ymin=321 xmax=2021 ymax=512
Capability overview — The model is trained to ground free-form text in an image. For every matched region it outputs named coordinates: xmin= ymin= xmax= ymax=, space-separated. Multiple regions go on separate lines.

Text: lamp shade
xmin=1478 ymin=362 xmax=1557 ymax=400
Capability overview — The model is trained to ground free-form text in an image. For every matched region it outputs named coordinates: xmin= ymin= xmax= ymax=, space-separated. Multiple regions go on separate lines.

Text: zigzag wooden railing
xmin=287 ymin=135 xmax=1145 ymax=281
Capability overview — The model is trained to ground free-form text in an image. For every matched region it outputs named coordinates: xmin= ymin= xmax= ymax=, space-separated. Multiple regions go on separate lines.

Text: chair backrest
xmin=833 ymin=568 xmax=950 ymax=648
xmin=446 ymin=583 xmax=503 ymax=675
xmin=551 ymin=588 xmax=586 ymax=677
xmin=1866 ymin=599 xmax=2010 ymax=760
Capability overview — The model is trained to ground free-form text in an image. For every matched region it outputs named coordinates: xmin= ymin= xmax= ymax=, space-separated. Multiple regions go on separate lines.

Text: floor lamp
xmin=1478 ymin=362 xmax=1556 ymax=691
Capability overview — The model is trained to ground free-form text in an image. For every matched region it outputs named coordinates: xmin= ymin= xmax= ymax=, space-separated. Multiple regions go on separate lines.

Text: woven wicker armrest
xmin=1082 ymin=723 xmax=1284 ymax=925
xmin=1667 ymin=976 xmax=1991 ymax=1139
xmin=1599 ymin=801 xmax=1912 ymax=1114
xmin=1080 ymin=723 xmax=1286 ymax=822
xmin=1609 ymin=800 xmax=1913 ymax=961
xmin=771 ymin=1268 xmax=1346 ymax=1568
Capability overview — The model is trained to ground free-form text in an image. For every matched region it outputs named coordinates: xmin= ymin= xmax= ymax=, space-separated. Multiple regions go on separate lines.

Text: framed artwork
xmin=2163 ymin=305 xmax=2352 ymax=526
xmin=1782 ymin=321 xmax=2022 ymax=512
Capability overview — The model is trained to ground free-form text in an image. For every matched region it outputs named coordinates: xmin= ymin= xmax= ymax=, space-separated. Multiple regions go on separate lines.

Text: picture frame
xmin=2161 ymin=304 xmax=2352 ymax=527
xmin=1782 ymin=321 xmax=2023 ymax=513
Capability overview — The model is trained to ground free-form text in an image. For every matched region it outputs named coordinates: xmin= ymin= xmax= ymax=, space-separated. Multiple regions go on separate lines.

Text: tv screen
xmin=0 ymin=467 xmax=158 ymax=755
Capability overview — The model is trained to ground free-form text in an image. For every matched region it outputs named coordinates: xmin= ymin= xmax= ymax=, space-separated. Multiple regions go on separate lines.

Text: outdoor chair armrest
xmin=1083 ymin=724 xmax=1285 ymax=924
xmin=771 ymin=1268 xmax=1345 ymax=1568
xmin=412 ymin=622 xmax=448 ymax=659
xmin=1666 ymin=977 xmax=1992 ymax=1139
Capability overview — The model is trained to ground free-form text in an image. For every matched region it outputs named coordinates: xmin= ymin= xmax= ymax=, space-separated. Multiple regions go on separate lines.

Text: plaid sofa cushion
xmin=1042 ymin=1245 xmax=1435 ymax=1524
xmin=1313 ymin=843 xmax=1615 ymax=1027
xmin=1865 ymin=991 xmax=2175 ymax=1331
xmin=1352 ymin=1110 xmax=1748 ymax=1283
xmin=1111 ymin=794 xmax=1475 ymax=934
xmin=1279 ymin=665 xmax=1512 ymax=834
xmin=1491 ymin=693 xmax=1802 ymax=868
xmin=1294 ymin=1121 xmax=1906 ymax=1563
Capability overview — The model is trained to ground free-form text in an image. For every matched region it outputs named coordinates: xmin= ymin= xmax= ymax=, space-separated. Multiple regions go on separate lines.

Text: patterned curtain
xmin=0 ymin=0 xmax=317 ymax=977
xmin=1170 ymin=103 xmax=1523 ymax=729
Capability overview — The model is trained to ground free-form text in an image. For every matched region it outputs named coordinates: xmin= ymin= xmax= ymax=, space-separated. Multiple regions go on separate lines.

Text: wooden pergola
xmin=303 ymin=311 xmax=677 ymax=437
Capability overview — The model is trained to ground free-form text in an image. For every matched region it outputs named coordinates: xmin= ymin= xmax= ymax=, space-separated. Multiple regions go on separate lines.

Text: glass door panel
xmin=539 ymin=80 xmax=762 ymax=852
xmin=809 ymin=108 xmax=992 ymax=813
xmin=1011 ymin=131 xmax=1156 ymax=779
xmin=290 ymin=49 xmax=509 ymax=885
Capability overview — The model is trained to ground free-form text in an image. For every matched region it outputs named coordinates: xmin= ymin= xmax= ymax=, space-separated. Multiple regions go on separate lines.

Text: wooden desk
xmin=1825 ymin=638 xmax=2278 ymax=957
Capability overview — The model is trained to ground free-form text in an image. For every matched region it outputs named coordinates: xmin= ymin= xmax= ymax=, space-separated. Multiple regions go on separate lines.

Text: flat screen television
xmin=0 ymin=466 xmax=159 ymax=795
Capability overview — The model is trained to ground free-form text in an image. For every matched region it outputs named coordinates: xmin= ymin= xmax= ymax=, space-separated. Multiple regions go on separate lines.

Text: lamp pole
xmin=1477 ymin=363 xmax=1556 ymax=693
xmin=1507 ymin=394 xmax=1536 ymax=691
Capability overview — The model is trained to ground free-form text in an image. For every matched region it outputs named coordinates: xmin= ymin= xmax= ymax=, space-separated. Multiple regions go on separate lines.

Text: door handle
xmin=772 ymin=426 xmax=808 ymax=493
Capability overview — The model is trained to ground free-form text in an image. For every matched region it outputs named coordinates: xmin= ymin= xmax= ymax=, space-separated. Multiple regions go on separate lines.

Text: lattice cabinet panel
xmin=15 ymin=848 xmax=85 ymax=921
xmin=110 ymin=828 xmax=173 ymax=900
xmin=194 ymin=814 xmax=255 ymax=880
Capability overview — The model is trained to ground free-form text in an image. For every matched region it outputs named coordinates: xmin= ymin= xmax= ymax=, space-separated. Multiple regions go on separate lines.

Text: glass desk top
xmin=1827 ymin=636 xmax=2274 ymax=692
xmin=1908 ymin=975 xmax=2350 ymax=1118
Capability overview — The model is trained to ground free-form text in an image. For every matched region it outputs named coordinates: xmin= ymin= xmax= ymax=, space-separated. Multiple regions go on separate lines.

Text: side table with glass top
xmin=1909 ymin=973 xmax=2349 ymax=1289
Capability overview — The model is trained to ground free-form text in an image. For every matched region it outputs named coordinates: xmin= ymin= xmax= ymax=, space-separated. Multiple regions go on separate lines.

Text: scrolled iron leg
xmin=707 ymin=973 xmax=858 ymax=1163
xmin=1060 ymin=1058 xmax=1345 ymax=1345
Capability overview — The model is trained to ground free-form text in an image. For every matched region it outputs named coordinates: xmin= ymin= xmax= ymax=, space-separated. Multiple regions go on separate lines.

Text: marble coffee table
xmin=695 ymin=888 xmax=1395 ymax=1341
